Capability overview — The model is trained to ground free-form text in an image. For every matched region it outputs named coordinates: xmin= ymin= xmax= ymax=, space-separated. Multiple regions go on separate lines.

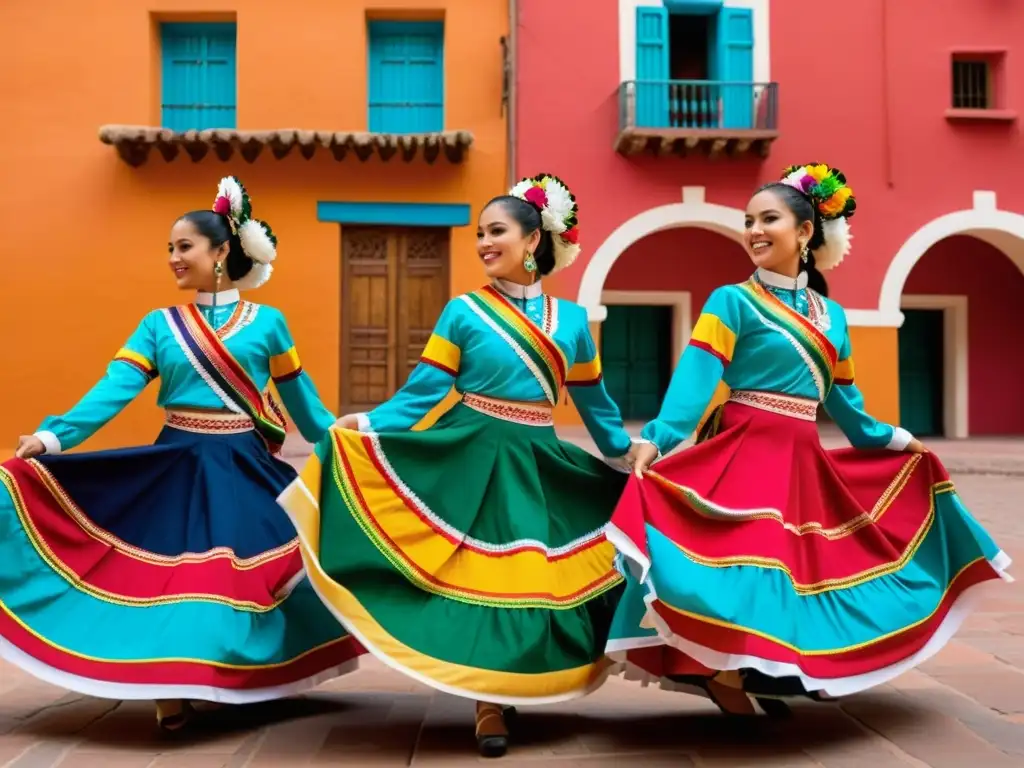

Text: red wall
xmin=605 ymin=228 xmax=750 ymax=313
xmin=903 ymin=237 xmax=1024 ymax=435
xmin=515 ymin=0 xmax=1024 ymax=309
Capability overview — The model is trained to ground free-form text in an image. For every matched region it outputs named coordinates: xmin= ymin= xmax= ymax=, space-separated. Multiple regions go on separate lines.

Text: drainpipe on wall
xmin=506 ymin=0 xmax=518 ymax=188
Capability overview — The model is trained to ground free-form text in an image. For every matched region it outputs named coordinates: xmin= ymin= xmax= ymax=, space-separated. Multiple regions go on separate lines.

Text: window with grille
xmin=951 ymin=59 xmax=991 ymax=110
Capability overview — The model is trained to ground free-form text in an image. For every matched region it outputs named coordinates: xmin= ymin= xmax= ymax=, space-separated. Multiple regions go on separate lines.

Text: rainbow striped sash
xmin=740 ymin=280 xmax=838 ymax=399
xmin=461 ymin=286 xmax=568 ymax=404
xmin=164 ymin=304 xmax=287 ymax=453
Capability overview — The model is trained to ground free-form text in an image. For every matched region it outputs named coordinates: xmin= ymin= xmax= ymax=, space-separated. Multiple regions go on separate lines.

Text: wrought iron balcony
xmin=616 ymin=79 xmax=779 ymax=157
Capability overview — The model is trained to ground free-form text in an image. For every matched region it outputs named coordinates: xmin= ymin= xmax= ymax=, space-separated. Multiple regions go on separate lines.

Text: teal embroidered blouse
xmin=34 ymin=289 xmax=335 ymax=454
xmin=355 ymin=279 xmax=634 ymax=459
xmin=642 ymin=268 xmax=913 ymax=457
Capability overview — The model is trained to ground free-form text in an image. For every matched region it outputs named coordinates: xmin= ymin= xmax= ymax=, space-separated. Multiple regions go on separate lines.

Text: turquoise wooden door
xmin=601 ymin=305 xmax=672 ymax=421
xmin=898 ymin=309 xmax=944 ymax=436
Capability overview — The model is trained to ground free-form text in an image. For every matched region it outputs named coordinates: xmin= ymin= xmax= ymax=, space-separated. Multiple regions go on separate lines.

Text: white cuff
xmin=635 ymin=436 xmax=662 ymax=459
xmin=602 ymin=437 xmax=661 ymax=474
xmin=34 ymin=431 xmax=62 ymax=456
xmin=355 ymin=413 xmax=371 ymax=432
xmin=886 ymin=426 xmax=913 ymax=451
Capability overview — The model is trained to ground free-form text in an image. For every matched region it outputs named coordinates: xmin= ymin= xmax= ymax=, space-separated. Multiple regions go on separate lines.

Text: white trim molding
xmin=619 ymin=0 xmax=771 ymax=84
xmin=900 ymin=295 xmax=969 ymax=439
xmin=580 ymin=187 xmax=745 ymax=322
xmin=878 ymin=191 xmax=1024 ymax=323
xmin=602 ymin=290 xmax=693 ymax=366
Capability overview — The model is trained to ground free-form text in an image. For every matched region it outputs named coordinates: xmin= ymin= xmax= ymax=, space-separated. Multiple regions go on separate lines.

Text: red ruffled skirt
xmin=605 ymin=393 xmax=1010 ymax=710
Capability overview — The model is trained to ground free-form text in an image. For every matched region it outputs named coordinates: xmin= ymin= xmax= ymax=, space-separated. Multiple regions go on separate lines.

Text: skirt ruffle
xmin=0 ymin=426 xmax=362 ymax=703
xmin=279 ymin=401 xmax=628 ymax=704
xmin=606 ymin=400 xmax=1010 ymax=702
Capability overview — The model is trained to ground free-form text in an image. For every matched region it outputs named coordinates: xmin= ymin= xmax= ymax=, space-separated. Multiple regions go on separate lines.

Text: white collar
xmin=756 ymin=267 xmax=807 ymax=291
xmin=195 ymin=289 xmax=240 ymax=306
xmin=493 ymin=278 xmax=543 ymax=300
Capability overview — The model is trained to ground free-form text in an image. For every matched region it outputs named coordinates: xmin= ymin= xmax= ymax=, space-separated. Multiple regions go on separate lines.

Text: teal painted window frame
xmin=317 ymin=201 xmax=470 ymax=227
xmin=633 ymin=4 xmax=755 ymax=130
xmin=367 ymin=20 xmax=445 ymax=134
xmin=160 ymin=22 xmax=237 ymax=131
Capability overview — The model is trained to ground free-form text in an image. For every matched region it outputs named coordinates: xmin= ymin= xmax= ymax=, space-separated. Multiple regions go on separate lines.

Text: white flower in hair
xmin=509 ymin=179 xmax=535 ymax=199
xmin=233 ymin=262 xmax=273 ymax=291
xmin=815 ymin=217 xmax=853 ymax=271
xmin=216 ymin=177 xmax=245 ymax=218
xmin=238 ymin=219 xmax=277 ymax=264
xmin=540 ymin=178 xmax=572 ymax=235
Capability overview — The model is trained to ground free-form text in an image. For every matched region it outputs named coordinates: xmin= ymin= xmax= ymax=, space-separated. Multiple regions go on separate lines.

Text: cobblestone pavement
xmin=1 ymin=430 xmax=1021 ymax=767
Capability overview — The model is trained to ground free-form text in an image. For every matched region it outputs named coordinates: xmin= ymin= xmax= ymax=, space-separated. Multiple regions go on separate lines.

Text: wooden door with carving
xmin=341 ymin=227 xmax=450 ymax=413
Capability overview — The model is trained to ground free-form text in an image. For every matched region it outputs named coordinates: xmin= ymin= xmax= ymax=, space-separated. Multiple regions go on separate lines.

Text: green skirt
xmin=279 ymin=401 xmax=627 ymax=704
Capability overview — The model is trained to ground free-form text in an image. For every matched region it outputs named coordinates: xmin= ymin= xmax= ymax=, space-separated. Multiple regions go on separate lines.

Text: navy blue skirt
xmin=0 ymin=425 xmax=362 ymax=702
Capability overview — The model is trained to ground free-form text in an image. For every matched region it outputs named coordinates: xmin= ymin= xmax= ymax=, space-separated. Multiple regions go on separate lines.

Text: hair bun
xmin=508 ymin=173 xmax=581 ymax=273
xmin=779 ymin=163 xmax=855 ymax=271
xmin=212 ymin=176 xmax=278 ymax=288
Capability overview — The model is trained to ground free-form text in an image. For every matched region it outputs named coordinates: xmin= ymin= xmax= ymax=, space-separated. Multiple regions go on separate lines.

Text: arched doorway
xmin=577 ymin=189 xmax=751 ymax=421
xmin=597 ymin=230 xmax=749 ymax=421
xmin=877 ymin=192 xmax=1024 ymax=437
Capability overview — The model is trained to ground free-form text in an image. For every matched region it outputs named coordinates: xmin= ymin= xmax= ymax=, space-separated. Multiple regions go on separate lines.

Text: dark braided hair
xmin=755 ymin=182 xmax=829 ymax=297
xmin=484 ymin=195 xmax=556 ymax=277
xmin=177 ymin=210 xmax=254 ymax=282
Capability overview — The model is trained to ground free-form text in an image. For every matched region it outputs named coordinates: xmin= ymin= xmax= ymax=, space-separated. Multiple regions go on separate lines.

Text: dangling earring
xmin=523 ymin=251 xmax=537 ymax=273
xmin=213 ymin=262 xmax=224 ymax=307
xmin=799 ymin=243 xmax=809 ymax=263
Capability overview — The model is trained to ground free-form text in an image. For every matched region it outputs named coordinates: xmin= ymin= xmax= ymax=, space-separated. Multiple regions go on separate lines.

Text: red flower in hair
xmin=523 ymin=186 xmax=548 ymax=210
xmin=562 ymin=226 xmax=579 ymax=244
xmin=213 ymin=196 xmax=231 ymax=216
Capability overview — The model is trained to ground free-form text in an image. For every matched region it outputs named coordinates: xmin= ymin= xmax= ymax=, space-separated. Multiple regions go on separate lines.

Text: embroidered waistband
xmin=165 ymin=410 xmax=255 ymax=435
xmin=462 ymin=393 xmax=554 ymax=427
xmin=728 ymin=390 xmax=819 ymax=422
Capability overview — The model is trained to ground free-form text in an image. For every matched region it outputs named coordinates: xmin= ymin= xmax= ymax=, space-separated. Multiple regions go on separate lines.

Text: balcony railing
xmin=616 ymin=79 xmax=779 ymax=157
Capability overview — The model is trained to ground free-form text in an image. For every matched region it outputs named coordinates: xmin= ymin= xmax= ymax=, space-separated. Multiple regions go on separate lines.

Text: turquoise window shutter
xmin=634 ymin=6 xmax=670 ymax=128
xmin=161 ymin=23 xmax=237 ymax=131
xmin=368 ymin=21 xmax=444 ymax=133
xmin=715 ymin=7 xmax=754 ymax=129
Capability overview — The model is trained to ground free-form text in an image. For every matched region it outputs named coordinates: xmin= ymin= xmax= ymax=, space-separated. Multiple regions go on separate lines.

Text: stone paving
xmin=1 ymin=429 xmax=1021 ymax=766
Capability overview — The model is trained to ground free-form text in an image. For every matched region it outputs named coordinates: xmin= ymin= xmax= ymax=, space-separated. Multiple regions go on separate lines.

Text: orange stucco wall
xmin=848 ymin=327 xmax=899 ymax=428
xmin=0 ymin=0 xmax=508 ymax=455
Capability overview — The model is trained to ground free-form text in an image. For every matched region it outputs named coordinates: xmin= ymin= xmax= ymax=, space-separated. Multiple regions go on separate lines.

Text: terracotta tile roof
xmin=98 ymin=125 xmax=474 ymax=166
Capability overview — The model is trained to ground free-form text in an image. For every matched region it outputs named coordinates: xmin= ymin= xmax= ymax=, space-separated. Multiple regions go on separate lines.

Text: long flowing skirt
xmin=0 ymin=421 xmax=363 ymax=702
xmin=606 ymin=395 xmax=1011 ymax=705
xmin=279 ymin=398 xmax=628 ymax=704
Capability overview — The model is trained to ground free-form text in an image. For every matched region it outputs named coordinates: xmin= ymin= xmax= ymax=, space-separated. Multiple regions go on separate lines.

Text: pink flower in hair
xmin=213 ymin=196 xmax=232 ymax=216
xmin=523 ymin=186 xmax=548 ymax=209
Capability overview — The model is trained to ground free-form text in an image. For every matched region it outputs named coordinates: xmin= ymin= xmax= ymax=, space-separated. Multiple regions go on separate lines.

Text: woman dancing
xmin=0 ymin=177 xmax=362 ymax=731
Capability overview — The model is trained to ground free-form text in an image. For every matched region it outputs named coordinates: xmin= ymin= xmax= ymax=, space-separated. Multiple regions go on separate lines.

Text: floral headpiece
xmin=212 ymin=176 xmax=278 ymax=290
xmin=779 ymin=163 xmax=857 ymax=271
xmin=508 ymin=173 xmax=581 ymax=274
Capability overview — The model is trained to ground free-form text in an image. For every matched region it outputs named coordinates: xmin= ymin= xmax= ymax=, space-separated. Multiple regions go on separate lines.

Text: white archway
xmin=878 ymin=191 xmax=1024 ymax=319
xmin=877 ymin=190 xmax=1024 ymax=439
xmin=578 ymin=187 xmax=746 ymax=321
